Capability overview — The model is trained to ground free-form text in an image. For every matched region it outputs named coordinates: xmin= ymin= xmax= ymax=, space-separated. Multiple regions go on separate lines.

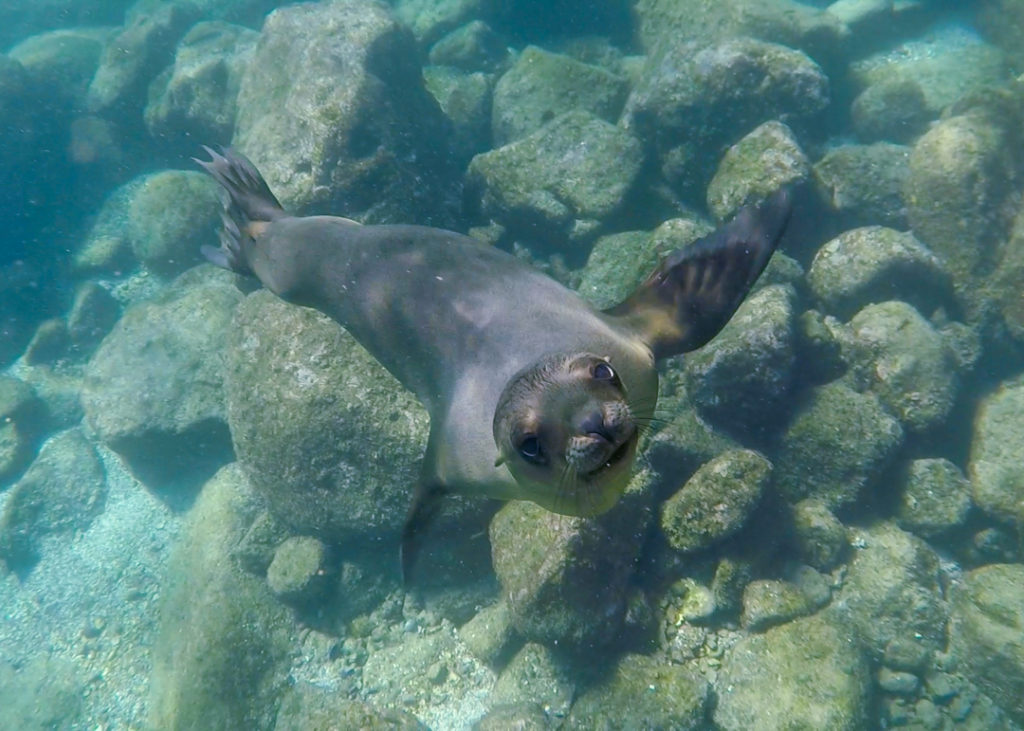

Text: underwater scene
xmin=2 ymin=0 xmax=1024 ymax=728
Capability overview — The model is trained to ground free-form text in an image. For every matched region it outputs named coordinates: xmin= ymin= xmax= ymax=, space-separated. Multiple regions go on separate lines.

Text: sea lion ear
xmin=606 ymin=187 xmax=792 ymax=360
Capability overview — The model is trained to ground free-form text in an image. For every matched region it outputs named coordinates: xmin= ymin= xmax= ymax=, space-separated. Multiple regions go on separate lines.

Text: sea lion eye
xmin=518 ymin=435 xmax=545 ymax=464
xmin=592 ymin=361 xmax=616 ymax=381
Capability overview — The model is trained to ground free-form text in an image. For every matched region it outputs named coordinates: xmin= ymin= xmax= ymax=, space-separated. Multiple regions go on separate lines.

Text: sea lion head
xmin=493 ymin=352 xmax=641 ymax=517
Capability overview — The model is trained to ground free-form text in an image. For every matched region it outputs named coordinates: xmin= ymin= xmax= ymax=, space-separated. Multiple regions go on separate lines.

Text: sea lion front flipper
xmin=400 ymin=482 xmax=449 ymax=585
xmin=607 ymin=188 xmax=792 ymax=360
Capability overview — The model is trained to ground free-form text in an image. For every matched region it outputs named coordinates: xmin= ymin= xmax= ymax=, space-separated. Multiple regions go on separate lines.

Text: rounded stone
xmin=969 ymin=377 xmax=1024 ymax=528
xmin=266 ymin=536 xmax=330 ymax=605
xmin=896 ymin=458 xmax=971 ymax=537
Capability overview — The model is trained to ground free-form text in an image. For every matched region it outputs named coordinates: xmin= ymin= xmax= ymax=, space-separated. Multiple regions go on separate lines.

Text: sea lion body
xmin=197 ymin=147 xmax=790 ymax=576
xmin=248 ymin=216 xmax=658 ymax=505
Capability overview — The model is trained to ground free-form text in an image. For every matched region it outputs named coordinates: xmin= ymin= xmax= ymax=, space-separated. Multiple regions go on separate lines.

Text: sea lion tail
xmin=194 ymin=146 xmax=285 ymax=275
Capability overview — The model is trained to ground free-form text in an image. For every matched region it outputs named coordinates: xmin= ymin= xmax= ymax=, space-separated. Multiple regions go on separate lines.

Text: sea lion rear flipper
xmin=607 ymin=188 xmax=792 ymax=359
xmin=195 ymin=146 xmax=287 ymax=275
xmin=400 ymin=482 xmax=449 ymax=585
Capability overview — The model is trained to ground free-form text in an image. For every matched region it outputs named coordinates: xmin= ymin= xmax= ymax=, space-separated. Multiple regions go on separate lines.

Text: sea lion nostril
xmin=579 ymin=411 xmax=615 ymax=442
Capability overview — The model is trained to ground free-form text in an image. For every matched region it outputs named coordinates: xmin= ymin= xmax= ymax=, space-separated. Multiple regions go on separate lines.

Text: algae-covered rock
xmin=812 ymin=142 xmax=911 ymax=229
xmin=87 ymin=1 xmax=200 ymax=114
xmin=128 ymin=170 xmax=222 ymax=277
xmin=950 ymin=563 xmax=1024 ymax=726
xmin=24 ymin=319 xmax=71 ymax=366
xmin=644 ymin=396 xmax=740 ymax=489
xmin=490 ymin=45 xmax=628 ymax=145
xmin=622 ymin=36 xmax=828 ymax=198
xmin=896 ymin=458 xmax=972 ymax=538
xmin=7 ymin=27 xmax=111 ymax=109
xmin=275 ymin=685 xmax=426 ymax=730
xmin=660 ymin=449 xmax=771 ymax=553
xmin=0 ymin=656 xmax=86 ymax=731
xmin=578 ymin=217 xmax=711 ymax=310
xmin=739 ymin=578 xmax=819 ymax=631
xmin=906 ymin=111 xmax=1017 ymax=285
xmin=233 ymin=0 xmax=455 ymax=225
xmin=266 ymin=535 xmax=331 ymax=606
xmin=225 ymin=290 xmax=428 ymax=545
xmin=807 ymin=227 xmax=952 ymax=322
xmin=392 ymin=0 xmax=491 ymax=47
xmin=145 ymin=21 xmax=258 ymax=145
xmin=0 ymin=429 xmax=105 ymax=572
xmin=851 ymin=78 xmax=931 ymax=144
xmin=0 ymin=376 xmax=48 ymax=486
xmin=427 ymin=20 xmax=508 ymax=72
xmin=846 ymin=301 xmax=959 ymax=434
xmin=83 ymin=274 xmax=242 ymax=492
xmin=706 ymin=121 xmax=811 ymax=222
xmin=466 ymin=109 xmax=644 ymax=253
xmin=489 ymin=470 xmax=653 ymax=648
xmin=774 ymin=381 xmax=903 ymax=508
xmin=682 ymin=284 xmax=796 ymax=434
xmin=790 ymin=498 xmax=847 ymax=571
xmin=969 ymin=378 xmax=1024 ymax=527
xmin=832 ymin=522 xmax=948 ymax=659
xmin=491 ymin=643 xmax=574 ymax=719
xmin=149 ymin=463 xmax=293 ymax=730
xmin=423 ymin=65 xmax=493 ymax=164
xmin=458 ymin=600 xmax=517 ymax=667
xmin=66 ymin=281 xmax=122 ymax=357
xmin=475 ymin=703 xmax=547 ymax=730
xmin=715 ymin=613 xmax=870 ymax=730
xmin=567 ymin=653 xmax=709 ymax=730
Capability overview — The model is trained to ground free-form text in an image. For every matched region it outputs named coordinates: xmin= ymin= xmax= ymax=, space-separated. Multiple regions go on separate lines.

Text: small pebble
xmin=878 ymin=668 xmax=920 ymax=696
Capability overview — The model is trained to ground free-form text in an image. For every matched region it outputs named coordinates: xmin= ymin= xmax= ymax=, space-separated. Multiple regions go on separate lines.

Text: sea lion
xmin=197 ymin=147 xmax=791 ymax=579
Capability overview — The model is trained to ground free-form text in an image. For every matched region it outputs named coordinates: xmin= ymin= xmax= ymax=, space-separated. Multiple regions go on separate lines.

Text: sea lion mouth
xmin=579 ymin=429 xmax=635 ymax=478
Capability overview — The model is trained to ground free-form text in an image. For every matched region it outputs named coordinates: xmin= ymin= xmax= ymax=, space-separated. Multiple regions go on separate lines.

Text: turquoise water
xmin=1 ymin=1 xmax=1023 ymax=729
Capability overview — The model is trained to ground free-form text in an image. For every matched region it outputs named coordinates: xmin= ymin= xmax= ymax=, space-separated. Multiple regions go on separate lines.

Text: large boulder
xmin=82 ymin=270 xmax=242 ymax=493
xmin=466 ymin=109 xmax=644 ymax=255
xmin=969 ymin=377 xmax=1024 ymax=528
xmin=224 ymin=290 xmax=428 ymax=546
xmin=812 ymin=142 xmax=912 ymax=230
xmin=0 ymin=376 xmax=48 ymax=487
xmin=7 ymin=27 xmax=112 ymax=110
xmin=623 ymin=36 xmax=828 ymax=200
xmin=950 ymin=563 xmax=1024 ymax=726
xmin=714 ymin=613 xmax=871 ymax=730
xmin=232 ymin=0 xmax=456 ymax=225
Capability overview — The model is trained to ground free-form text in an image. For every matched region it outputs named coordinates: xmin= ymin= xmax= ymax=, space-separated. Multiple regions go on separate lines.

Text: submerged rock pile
xmin=2 ymin=0 xmax=1024 ymax=728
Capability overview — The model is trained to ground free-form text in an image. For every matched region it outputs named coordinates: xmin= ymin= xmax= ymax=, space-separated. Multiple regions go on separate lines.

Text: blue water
xmin=1 ymin=1 xmax=1023 ymax=729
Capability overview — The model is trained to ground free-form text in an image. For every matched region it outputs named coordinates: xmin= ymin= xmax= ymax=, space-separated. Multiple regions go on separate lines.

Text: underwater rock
xmin=846 ymin=301 xmax=960 ymax=434
xmin=812 ymin=142 xmax=911 ymax=229
xmin=145 ymin=21 xmax=258 ymax=146
xmin=774 ymin=381 xmax=903 ymax=508
xmin=491 ymin=642 xmax=574 ymax=719
xmin=906 ymin=110 xmax=1018 ymax=287
xmin=790 ymin=498 xmax=848 ymax=571
xmin=950 ymin=562 xmax=1024 ymax=726
xmin=706 ymin=121 xmax=811 ymax=222
xmin=990 ymin=203 xmax=1024 ymax=344
xmin=644 ymin=394 xmax=741 ymax=490
xmin=475 ymin=703 xmax=547 ymax=730
xmin=976 ymin=0 xmax=1024 ymax=70
xmin=224 ymin=290 xmax=428 ymax=545
xmin=361 ymin=623 xmax=494 ymax=725
xmin=423 ymin=66 xmax=493 ymax=164
xmin=87 ymin=0 xmax=200 ymax=115
xmin=458 ymin=600 xmax=518 ymax=667
xmin=7 ymin=27 xmax=112 ymax=110
xmin=490 ymin=45 xmax=628 ymax=146
xmin=739 ymin=578 xmax=820 ymax=631
xmin=73 ymin=178 xmax=141 ymax=276
xmin=66 ymin=281 xmax=122 ymax=358
xmin=266 ymin=535 xmax=331 ymax=607
xmin=0 ymin=376 xmax=47 ymax=487
xmin=129 ymin=170 xmax=221 ymax=277
xmin=567 ymin=653 xmax=709 ymax=730
xmin=850 ymin=79 xmax=931 ymax=145
xmin=24 ymin=319 xmax=72 ymax=367
xmin=275 ymin=685 xmax=426 ymax=731
xmin=466 ymin=109 xmax=644 ymax=255
xmin=633 ymin=0 xmax=848 ymax=66
xmin=83 ymin=272 xmax=241 ymax=492
xmin=427 ymin=20 xmax=509 ymax=73
xmin=0 ymin=656 xmax=86 ymax=731
xmin=577 ymin=217 xmax=711 ymax=311
xmin=794 ymin=309 xmax=847 ymax=385
xmin=896 ymin=458 xmax=972 ymax=538
xmin=850 ymin=25 xmax=1009 ymax=118
xmin=832 ymin=522 xmax=948 ymax=659
xmin=715 ymin=613 xmax=870 ymax=730
xmin=0 ymin=428 xmax=106 ymax=572
xmin=660 ymin=450 xmax=771 ymax=554
xmin=149 ymin=463 xmax=293 ymax=730
xmin=393 ymin=0 xmax=494 ymax=48
xmin=969 ymin=377 xmax=1024 ymax=529
xmin=683 ymin=284 xmax=797 ymax=435
xmin=233 ymin=0 xmax=456 ymax=225
xmin=488 ymin=469 xmax=654 ymax=648
xmin=806 ymin=226 xmax=952 ymax=321
xmin=622 ymin=36 xmax=829 ymax=200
